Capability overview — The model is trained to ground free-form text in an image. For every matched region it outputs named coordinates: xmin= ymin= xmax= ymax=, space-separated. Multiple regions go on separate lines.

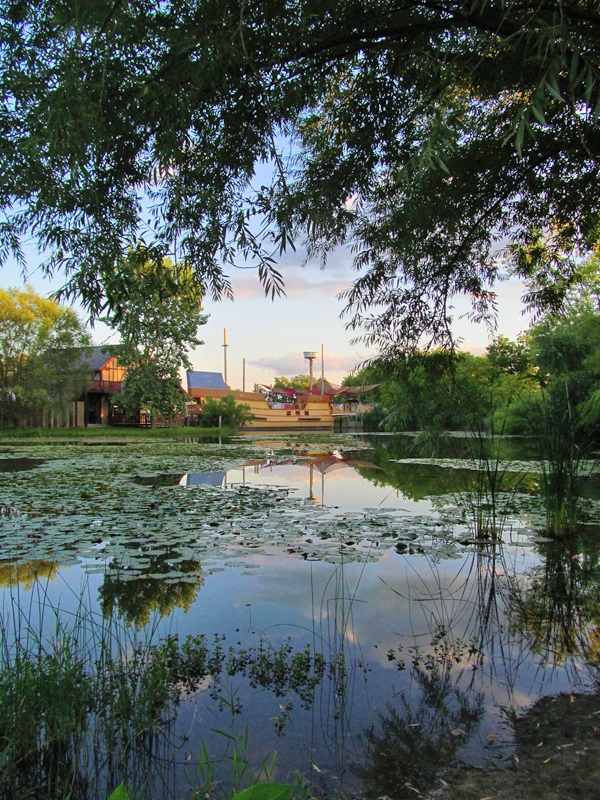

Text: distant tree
xmin=102 ymin=246 xmax=207 ymax=428
xmin=479 ymin=334 xmax=539 ymax=419
xmin=361 ymin=348 xmax=529 ymax=433
xmin=273 ymin=375 xmax=310 ymax=390
xmin=505 ymin=306 xmax=600 ymax=531
xmin=526 ymin=306 xmax=600 ymax=430
xmin=194 ymin=395 xmax=253 ymax=428
xmin=0 ymin=286 xmax=90 ymax=425
xmin=375 ymin=351 xmax=486 ymax=433
xmin=486 ymin=335 xmax=533 ymax=379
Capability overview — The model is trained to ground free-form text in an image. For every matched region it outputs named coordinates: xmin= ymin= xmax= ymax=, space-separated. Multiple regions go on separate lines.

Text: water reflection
xmin=99 ymin=551 xmax=204 ymax=629
xmin=0 ymin=559 xmax=59 ymax=588
xmin=507 ymin=530 xmax=600 ymax=668
xmin=3 ymin=541 xmax=600 ymax=799
xmin=179 ymin=452 xmax=429 ymax=513
xmin=0 ymin=457 xmax=45 ymax=472
xmin=180 ymin=470 xmax=225 ymax=487
xmin=355 ymin=657 xmax=484 ymax=798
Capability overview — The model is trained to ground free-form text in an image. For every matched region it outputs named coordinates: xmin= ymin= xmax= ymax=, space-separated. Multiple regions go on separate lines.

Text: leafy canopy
xmin=105 ymin=245 xmax=207 ymax=423
xmin=0 ymin=1 xmax=599 ymax=351
xmin=272 ymin=375 xmax=310 ymax=390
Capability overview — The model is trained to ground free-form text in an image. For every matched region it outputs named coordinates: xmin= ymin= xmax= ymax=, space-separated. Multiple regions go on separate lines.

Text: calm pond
xmin=1 ymin=433 xmax=599 ymax=799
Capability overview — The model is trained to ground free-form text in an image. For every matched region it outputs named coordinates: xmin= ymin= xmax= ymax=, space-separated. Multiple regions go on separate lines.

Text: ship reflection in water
xmin=177 ymin=449 xmax=428 ymax=513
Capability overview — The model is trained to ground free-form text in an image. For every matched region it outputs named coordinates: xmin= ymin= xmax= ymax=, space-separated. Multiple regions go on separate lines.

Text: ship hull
xmin=186 ymin=388 xmax=335 ymax=431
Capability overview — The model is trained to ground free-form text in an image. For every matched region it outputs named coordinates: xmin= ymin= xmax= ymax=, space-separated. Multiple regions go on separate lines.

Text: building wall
xmin=95 ymin=356 xmax=126 ymax=383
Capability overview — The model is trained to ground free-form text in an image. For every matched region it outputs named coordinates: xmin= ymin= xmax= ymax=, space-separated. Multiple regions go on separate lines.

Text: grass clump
xmin=0 ymin=596 xmax=177 ymax=800
xmin=0 ymin=631 xmax=92 ymax=798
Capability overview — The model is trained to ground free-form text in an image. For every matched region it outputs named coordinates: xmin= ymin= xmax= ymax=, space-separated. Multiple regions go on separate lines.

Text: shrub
xmin=194 ymin=395 xmax=254 ymax=428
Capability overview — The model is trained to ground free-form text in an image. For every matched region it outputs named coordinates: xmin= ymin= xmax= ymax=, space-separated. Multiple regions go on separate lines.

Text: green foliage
xmin=360 ymin=299 xmax=600 ymax=535
xmin=512 ymin=233 xmax=600 ymax=322
xmin=110 ymin=780 xmax=294 ymax=800
xmin=486 ymin=335 xmax=533 ymax=381
xmin=272 ymin=375 xmax=310 ymax=391
xmin=458 ymin=418 xmax=529 ymax=541
xmin=0 ymin=634 xmax=92 ymax=798
xmin=0 ymin=2 xmax=598 ymax=348
xmin=368 ymin=351 xmax=492 ymax=433
xmin=341 ymin=363 xmax=382 ymax=388
xmin=537 ymin=390 xmax=590 ymax=534
xmin=231 ymin=785 xmax=293 ymax=800
xmin=0 ymin=285 xmax=90 ymax=426
xmin=507 ymin=306 xmax=600 ymax=533
xmin=108 ymin=785 xmax=134 ymax=800
xmin=196 ymin=726 xmax=280 ymax=799
xmin=103 ymin=245 xmax=207 ymax=427
xmin=194 ymin=395 xmax=254 ymax=428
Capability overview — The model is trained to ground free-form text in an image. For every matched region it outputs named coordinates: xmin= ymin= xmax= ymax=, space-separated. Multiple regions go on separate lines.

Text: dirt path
xmin=427 ymin=691 xmax=600 ymax=800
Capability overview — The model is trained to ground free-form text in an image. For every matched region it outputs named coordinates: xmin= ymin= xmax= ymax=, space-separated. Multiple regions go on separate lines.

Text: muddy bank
xmin=428 ymin=690 xmax=600 ymax=800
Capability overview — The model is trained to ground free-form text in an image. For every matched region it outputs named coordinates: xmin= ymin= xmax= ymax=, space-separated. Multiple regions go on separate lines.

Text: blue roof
xmin=186 ymin=371 xmax=229 ymax=390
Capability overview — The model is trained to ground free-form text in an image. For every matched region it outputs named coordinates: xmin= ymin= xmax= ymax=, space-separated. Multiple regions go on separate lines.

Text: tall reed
xmin=536 ymin=385 xmax=594 ymax=535
xmin=0 ymin=581 xmax=182 ymax=800
xmin=459 ymin=414 xmax=525 ymax=541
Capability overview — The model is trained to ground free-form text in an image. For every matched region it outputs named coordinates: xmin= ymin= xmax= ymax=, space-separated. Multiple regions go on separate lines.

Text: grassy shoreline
xmin=0 ymin=425 xmax=233 ymax=441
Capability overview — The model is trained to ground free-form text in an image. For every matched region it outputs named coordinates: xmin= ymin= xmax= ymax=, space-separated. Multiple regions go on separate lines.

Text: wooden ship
xmin=186 ymin=371 xmax=337 ymax=431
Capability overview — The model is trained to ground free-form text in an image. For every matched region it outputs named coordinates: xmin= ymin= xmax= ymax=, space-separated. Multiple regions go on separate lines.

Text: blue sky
xmin=1 ymin=242 xmax=532 ymax=390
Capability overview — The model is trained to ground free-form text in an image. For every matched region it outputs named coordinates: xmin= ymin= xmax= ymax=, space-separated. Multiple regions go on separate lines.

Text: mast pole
xmin=321 ymin=343 xmax=325 ymax=395
xmin=223 ymin=328 xmax=228 ymax=385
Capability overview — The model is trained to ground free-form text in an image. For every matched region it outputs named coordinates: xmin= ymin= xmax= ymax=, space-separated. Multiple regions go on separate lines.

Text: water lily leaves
xmin=2 ymin=439 xmax=595 ymax=583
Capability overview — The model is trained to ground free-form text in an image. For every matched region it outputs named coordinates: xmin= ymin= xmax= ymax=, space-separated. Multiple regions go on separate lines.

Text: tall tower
xmin=303 ymin=350 xmax=318 ymax=394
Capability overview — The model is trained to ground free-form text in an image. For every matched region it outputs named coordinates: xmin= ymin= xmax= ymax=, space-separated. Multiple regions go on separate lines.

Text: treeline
xmin=348 ymin=300 xmax=600 ymax=443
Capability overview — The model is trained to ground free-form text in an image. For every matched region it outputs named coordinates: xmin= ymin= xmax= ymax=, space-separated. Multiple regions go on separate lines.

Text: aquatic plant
xmin=506 ymin=534 xmax=600 ymax=668
xmin=536 ymin=387 xmax=595 ymax=535
xmin=458 ymin=415 xmax=527 ymax=541
xmin=195 ymin=726 xmax=279 ymax=799
xmin=0 ymin=629 xmax=92 ymax=798
xmin=0 ymin=586 xmax=180 ymax=800
xmin=109 ymin=779 xmax=295 ymax=800
xmin=0 ymin=440 xmax=468 ymax=579
xmin=0 ymin=586 xmax=327 ymax=800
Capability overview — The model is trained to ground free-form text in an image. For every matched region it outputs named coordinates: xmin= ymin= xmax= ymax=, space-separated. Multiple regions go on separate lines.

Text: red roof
xmin=334 ymin=384 xmax=380 ymax=396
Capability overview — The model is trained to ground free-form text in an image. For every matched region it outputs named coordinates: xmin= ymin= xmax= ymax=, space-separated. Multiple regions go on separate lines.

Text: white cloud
xmin=248 ymin=351 xmax=363 ymax=382
xmin=228 ymin=243 xmax=356 ymax=300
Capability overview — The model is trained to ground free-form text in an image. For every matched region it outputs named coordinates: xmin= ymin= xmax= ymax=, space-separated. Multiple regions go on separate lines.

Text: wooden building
xmin=79 ymin=346 xmax=125 ymax=426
